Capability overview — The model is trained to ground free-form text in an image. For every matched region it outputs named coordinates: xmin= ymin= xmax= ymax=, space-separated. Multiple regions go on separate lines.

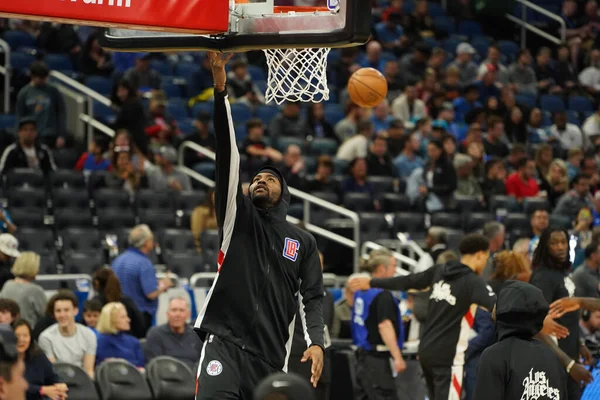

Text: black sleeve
xmin=299 ymin=236 xmax=325 ymax=349
xmin=473 ymin=347 xmax=505 ymax=400
xmin=371 ymin=265 xmax=439 ymax=291
xmin=0 ymin=147 xmax=16 ymax=176
xmin=470 ymin=277 xmax=496 ymax=311
xmin=373 ymin=292 xmax=398 ymax=325
xmin=529 ymin=271 xmax=558 ymax=304
xmin=430 ymin=161 xmax=457 ymax=196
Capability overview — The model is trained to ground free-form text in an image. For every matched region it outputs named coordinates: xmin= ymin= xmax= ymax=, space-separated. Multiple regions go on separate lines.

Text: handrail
xmin=79 ymin=114 xmax=115 ymax=137
xmin=506 ymin=0 xmax=566 ymax=47
xmin=361 ymin=241 xmax=411 ymax=276
xmin=0 ymin=39 xmax=10 ymax=114
xmin=178 ymin=140 xmax=361 ymax=271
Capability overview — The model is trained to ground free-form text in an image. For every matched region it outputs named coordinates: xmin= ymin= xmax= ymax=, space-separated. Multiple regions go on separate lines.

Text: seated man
xmin=38 ymin=291 xmax=96 ymax=378
xmin=144 ymin=297 xmax=202 ymax=370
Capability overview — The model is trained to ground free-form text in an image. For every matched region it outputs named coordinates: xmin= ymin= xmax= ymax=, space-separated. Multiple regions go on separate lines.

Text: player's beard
xmin=251 ymin=187 xmax=272 ymax=208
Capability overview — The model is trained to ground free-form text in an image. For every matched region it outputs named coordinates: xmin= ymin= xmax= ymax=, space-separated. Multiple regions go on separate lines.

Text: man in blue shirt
xmin=452 ymin=85 xmax=483 ymax=123
xmin=111 ymin=224 xmax=172 ymax=334
xmin=393 ymin=132 xmax=424 ymax=179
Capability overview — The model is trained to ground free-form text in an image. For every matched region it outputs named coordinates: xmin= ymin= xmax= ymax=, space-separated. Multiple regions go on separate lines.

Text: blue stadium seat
xmin=568 ymin=96 xmax=594 ymax=112
xmin=324 ymin=107 xmax=345 ymax=125
xmin=515 ymin=93 xmax=536 ymax=108
xmin=9 ymin=52 xmax=35 ymax=72
xmin=310 ymin=138 xmax=338 ymax=156
xmin=85 ymin=76 xmax=112 ymax=96
xmin=162 ymin=82 xmax=182 ymax=99
xmin=150 ymin=59 xmax=172 ymax=76
xmin=541 ymin=111 xmax=552 ymax=127
xmin=229 ymin=103 xmax=253 ymax=124
xmin=256 ymin=105 xmax=279 ymax=124
xmin=255 ymin=80 xmax=267 ymax=95
xmin=433 ymin=16 xmax=455 ymax=35
xmin=2 ymin=31 xmax=36 ymax=50
xmin=193 ymin=162 xmax=215 ymax=179
xmin=458 ymin=20 xmax=482 ymax=38
xmin=178 ymin=119 xmax=195 ymax=135
xmin=234 ymin=124 xmax=247 ymax=142
xmin=176 ymin=62 xmax=200 ymax=79
xmin=428 ymin=2 xmax=446 ymax=17
xmin=93 ymin=103 xmax=116 ymax=124
xmin=191 ymin=102 xmax=213 ymax=118
xmin=277 ymin=137 xmax=306 ymax=153
xmin=166 ymin=101 xmax=189 ymax=121
xmin=0 ymin=114 xmax=16 ymax=130
xmin=497 ymin=40 xmax=520 ymax=63
xmin=539 ymin=95 xmax=565 ymax=113
xmin=44 ymin=54 xmax=73 ymax=72
xmin=566 ymin=110 xmax=580 ymax=125
xmin=327 ymin=49 xmax=341 ymax=64
xmin=334 ymin=158 xmax=349 ymax=175
xmin=443 ymin=37 xmax=463 ymax=56
xmin=247 ymin=65 xmax=266 ymax=81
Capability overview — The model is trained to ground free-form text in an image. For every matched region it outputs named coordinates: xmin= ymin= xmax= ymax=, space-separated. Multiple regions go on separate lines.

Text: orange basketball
xmin=347 ymin=68 xmax=388 ymax=108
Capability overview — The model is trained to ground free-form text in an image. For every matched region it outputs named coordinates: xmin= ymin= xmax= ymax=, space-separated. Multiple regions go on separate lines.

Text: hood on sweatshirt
xmin=495 ymin=280 xmax=548 ymax=342
xmin=250 ymin=166 xmax=290 ymax=221
xmin=441 ymin=260 xmax=475 ymax=281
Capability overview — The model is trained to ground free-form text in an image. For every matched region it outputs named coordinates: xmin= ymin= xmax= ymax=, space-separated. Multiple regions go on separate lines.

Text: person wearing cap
xmin=124 ymin=53 xmax=161 ymax=92
xmin=0 ymin=325 xmax=29 ymax=400
xmin=474 ymin=63 xmax=501 ymax=103
xmin=0 ymin=235 xmax=20 ymax=291
xmin=254 ymin=372 xmax=315 ymax=400
xmin=15 ymin=61 xmax=66 ymax=150
xmin=507 ymin=49 xmax=538 ymax=96
xmin=447 ymin=43 xmax=479 ymax=88
xmin=147 ymin=146 xmax=191 ymax=192
xmin=0 ymin=118 xmax=55 ymax=176
xmin=194 ymin=53 xmax=325 ymax=400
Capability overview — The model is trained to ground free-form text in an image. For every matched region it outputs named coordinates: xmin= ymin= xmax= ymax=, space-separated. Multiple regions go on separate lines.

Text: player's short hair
xmin=458 ymin=233 xmax=490 ymax=255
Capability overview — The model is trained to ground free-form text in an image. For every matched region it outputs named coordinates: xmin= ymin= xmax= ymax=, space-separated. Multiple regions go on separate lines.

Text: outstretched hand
xmin=549 ymin=298 xmax=581 ymax=319
xmin=207 ymin=52 xmax=233 ymax=90
xmin=348 ymin=276 xmax=371 ymax=292
xmin=301 ymin=345 xmax=324 ymax=388
xmin=541 ymin=315 xmax=569 ymax=339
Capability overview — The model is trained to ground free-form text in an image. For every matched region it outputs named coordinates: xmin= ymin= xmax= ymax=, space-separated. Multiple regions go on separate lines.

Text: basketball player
xmin=193 ymin=52 xmax=324 ymax=400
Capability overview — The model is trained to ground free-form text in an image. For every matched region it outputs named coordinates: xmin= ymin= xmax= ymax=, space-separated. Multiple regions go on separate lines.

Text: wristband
xmin=566 ymin=359 xmax=575 ymax=373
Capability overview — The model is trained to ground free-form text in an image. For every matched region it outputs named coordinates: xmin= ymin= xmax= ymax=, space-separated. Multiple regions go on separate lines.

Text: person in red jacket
xmin=505 ymin=157 xmax=541 ymax=200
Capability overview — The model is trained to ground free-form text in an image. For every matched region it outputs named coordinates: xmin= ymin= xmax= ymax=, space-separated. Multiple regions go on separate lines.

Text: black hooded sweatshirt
xmin=193 ymin=89 xmax=324 ymax=371
xmin=474 ymin=281 xmax=567 ymax=400
xmin=370 ymin=260 xmax=495 ymax=367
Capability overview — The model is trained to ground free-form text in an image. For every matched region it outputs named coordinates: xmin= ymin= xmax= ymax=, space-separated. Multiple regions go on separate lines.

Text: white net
xmin=263 ymin=47 xmax=331 ymax=104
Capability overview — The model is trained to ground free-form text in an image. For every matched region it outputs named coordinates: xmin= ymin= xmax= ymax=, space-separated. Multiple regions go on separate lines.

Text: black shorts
xmin=195 ymin=335 xmax=280 ymax=400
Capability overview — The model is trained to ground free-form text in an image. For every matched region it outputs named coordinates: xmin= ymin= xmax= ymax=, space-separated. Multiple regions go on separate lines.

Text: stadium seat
xmin=8 ymin=208 xmax=44 ymax=228
xmin=54 ymin=209 xmax=94 ymax=230
xmin=15 ymin=228 xmax=55 ymax=255
xmin=566 ymin=110 xmax=580 ymax=125
xmin=382 ymin=193 xmax=411 ymax=212
xmin=0 ymin=114 xmax=16 ymax=130
xmin=88 ymin=171 xmax=110 ymax=192
xmin=166 ymin=101 xmax=189 ymax=121
xmin=568 ymin=96 xmax=594 ymax=112
xmin=9 ymin=52 xmax=35 ymax=72
xmin=276 ymin=136 xmax=306 ymax=153
xmin=162 ymin=82 xmax=182 ymax=98
xmin=150 ymin=59 xmax=173 ymax=76
xmin=2 ymin=31 xmax=36 ymax=50
xmin=433 ymin=16 xmax=455 ymax=35
xmin=50 ymin=169 xmax=86 ymax=189
xmin=60 ymin=228 xmax=103 ymax=254
xmin=230 ymin=103 xmax=253 ymax=124
xmin=94 ymin=189 xmax=131 ymax=211
xmin=334 ymin=159 xmax=349 ymax=175
xmin=323 ymin=108 xmax=345 ymax=125
xmin=96 ymin=360 xmax=152 ymax=400
xmin=146 ymin=356 xmax=196 ymax=400
xmin=247 ymin=65 xmax=267 ymax=81
xmin=7 ymin=187 xmax=46 ymax=210
xmin=97 ymin=208 xmax=136 ymax=231
xmin=39 ymin=252 xmax=59 ymax=275
xmin=162 ymin=253 xmax=204 ymax=277
xmin=539 ymin=95 xmax=565 ymax=113
xmin=393 ymin=212 xmax=425 ymax=234
xmin=175 ymin=62 xmax=200 ymax=79
xmin=366 ymin=176 xmax=395 ymax=193
xmin=52 ymin=189 xmax=90 ymax=212
xmin=454 ymin=195 xmax=483 ymax=213
xmin=428 ymin=2 xmax=446 ymax=17
xmin=489 ymin=195 xmax=520 ymax=213
xmin=93 ymin=102 xmax=116 ymax=123
xmin=136 ymin=190 xmax=174 ymax=212
xmin=515 ymin=93 xmax=536 ymax=108
xmin=504 ymin=213 xmax=531 ymax=235
xmin=431 ymin=212 xmax=462 ymax=230
xmin=54 ymin=362 xmax=99 ymax=400
xmin=63 ymin=251 xmax=105 ymax=274
xmin=343 ymin=193 xmax=374 ymax=211
xmin=159 ymin=229 xmax=197 ymax=255
xmin=138 ymin=210 xmax=177 ymax=231
xmin=497 ymin=40 xmax=520 ymax=63
xmin=191 ymin=102 xmax=213 ymax=118
xmin=200 ymin=229 xmax=219 ymax=253
xmin=44 ymin=54 xmax=74 ymax=72
xmin=5 ymin=169 xmax=45 ymax=189
xmin=309 ymin=138 xmax=338 ymax=156
xmin=522 ymin=197 xmax=550 ymax=215
xmin=464 ymin=212 xmax=495 ymax=232
xmin=550 ymin=214 xmax=572 ymax=230
xmin=256 ymin=105 xmax=280 ymax=124
xmin=359 ymin=212 xmax=390 ymax=242
xmin=457 ymin=20 xmax=482 ymax=38
xmin=85 ymin=76 xmax=112 ymax=96
xmin=175 ymin=190 xmax=206 ymax=212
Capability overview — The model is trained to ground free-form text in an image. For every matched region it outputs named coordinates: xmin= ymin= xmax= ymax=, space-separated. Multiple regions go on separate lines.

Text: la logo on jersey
xmin=521 ymin=369 xmax=560 ymax=400
xmin=283 ymin=238 xmax=300 ymax=262
xmin=206 ymin=360 xmax=223 ymax=376
xmin=430 ymin=281 xmax=457 ymax=306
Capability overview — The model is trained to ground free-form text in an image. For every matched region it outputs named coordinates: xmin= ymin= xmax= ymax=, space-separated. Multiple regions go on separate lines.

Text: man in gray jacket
xmin=553 ymin=174 xmax=593 ymax=221
xmin=507 ymin=49 xmax=538 ymax=96
xmin=447 ymin=43 xmax=479 ymax=87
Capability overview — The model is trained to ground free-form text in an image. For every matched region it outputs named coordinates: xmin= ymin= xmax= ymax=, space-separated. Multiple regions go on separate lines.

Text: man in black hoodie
xmin=349 ymin=233 xmax=495 ymax=400
xmin=193 ymin=53 xmax=324 ymax=400
xmin=474 ymin=281 xmax=568 ymax=400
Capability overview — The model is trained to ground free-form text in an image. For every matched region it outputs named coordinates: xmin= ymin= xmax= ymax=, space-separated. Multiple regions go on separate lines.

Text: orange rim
xmin=273 ymin=6 xmax=332 ymax=13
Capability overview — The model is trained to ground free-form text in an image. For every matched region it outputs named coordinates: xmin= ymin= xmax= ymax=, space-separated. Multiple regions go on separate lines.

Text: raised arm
xmin=349 ymin=265 xmax=439 ymax=292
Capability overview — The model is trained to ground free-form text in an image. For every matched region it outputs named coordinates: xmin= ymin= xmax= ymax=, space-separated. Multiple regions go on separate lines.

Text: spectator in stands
xmin=443 ymin=134 xmax=457 ymax=161
xmin=112 ymin=225 xmax=173 ymax=334
xmin=505 ymin=144 xmax=527 ymax=173
xmin=554 ymin=174 xmax=593 ymax=221
xmin=144 ymin=297 xmax=202 ymax=370
xmin=0 ymin=117 xmax=56 ymax=176
xmin=468 ymin=141 xmax=486 ymax=181
xmin=37 ymin=23 xmax=81 ymax=65
xmin=32 ymin=292 xmax=64 ymax=342
xmin=580 ymin=310 xmax=600 ymax=357
xmin=74 ymin=134 xmax=110 ymax=172
xmin=269 ymin=102 xmax=310 ymax=140
xmin=478 ymin=44 xmax=508 ymax=85
xmin=226 ymin=59 xmax=265 ymax=109
xmin=305 ymin=156 xmax=339 ymax=195
xmin=147 ymin=146 xmax=191 ymax=192
xmin=366 ymin=136 xmax=395 ymax=177
xmin=550 ymin=112 xmax=585 ymax=150
xmin=335 ymin=102 xmax=366 ymax=142
xmin=507 ymin=49 xmax=537 ymax=96
xmin=572 ymin=241 xmax=600 ymax=298
xmin=535 ymin=47 xmax=561 ymax=95
xmin=555 ymin=45 xmax=578 ymax=91
xmin=567 ymin=148 xmax=584 ymax=180
xmin=331 ymin=273 xmax=362 ymax=339
xmin=15 ymin=62 xmax=66 ymax=149
xmin=505 ymin=158 xmax=540 ymax=200
xmin=341 ymin=158 xmax=380 ymax=211
xmin=386 ymin=119 xmax=405 ymax=158
xmin=0 ymin=299 xmax=19 ymax=325
xmin=452 ymin=85 xmax=482 ymax=123
xmin=124 ymin=53 xmax=161 ymax=92
xmin=475 ymin=64 xmax=501 ymax=103
xmin=184 ymin=112 xmax=216 ymax=168
xmin=384 ymin=60 xmax=405 ymax=101
xmin=535 ymin=144 xmax=553 ymax=180
xmin=332 ymin=48 xmax=360 ymax=90
xmin=145 ymin=90 xmax=180 ymax=151
xmin=447 ymin=43 xmax=478 ymax=87
xmin=393 ymin=131 xmax=423 ymax=179
xmin=280 ymin=145 xmax=307 ymax=190
xmin=0 ymin=207 xmax=16 ymax=236
xmin=481 ymin=221 xmax=506 ymax=280
xmin=425 ymin=227 xmax=448 ymax=264
xmin=306 ymin=103 xmax=338 ymax=143
xmin=526 ymin=108 xmax=551 ymax=144
xmin=580 ymin=49 xmax=600 ymax=100
xmin=241 ymin=119 xmax=282 ymax=171
xmin=191 ymin=189 xmax=217 ymax=250
xmin=360 ymin=40 xmax=386 ymax=73
xmin=428 ymin=48 xmax=447 ymax=80
xmin=503 ymin=103 xmax=528 ymax=144
xmin=541 ymin=159 xmax=570 ymax=208
xmin=371 ymin=100 xmax=393 ymax=134
xmin=391 ymin=85 xmax=427 ymax=124
xmin=80 ymin=32 xmax=113 ymax=77
xmin=583 ymin=103 xmax=600 ymax=141
xmin=413 ymin=140 xmax=457 ymax=211
xmin=453 ymin=153 xmax=483 ymax=200
xmin=95 ymin=302 xmax=144 ymax=368
xmin=0 ymin=235 xmax=19 ymax=291
xmin=529 ymin=209 xmax=550 ymax=259
xmin=82 ymin=299 xmax=102 ymax=335
xmin=482 ymin=157 xmax=507 ymax=202
xmin=38 ymin=290 xmax=96 ymax=378
xmin=0 ymin=253 xmax=46 ymax=328
xmin=398 ymin=43 xmax=431 ymax=85
xmin=336 ymin=120 xmax=373 ymax=162
xmin=417 ymin=70 xmax=439 ymax=104
xmin=12 ymin=318 xmax=67 ymax=400
xmin=104 ymin=148 xmax=146 ymax=195
xmin=483 ymin=116 xmax=509 ymax=158
xmin=92 ymin=268 xmax=146 ymax=339
xmin=375 ymin=11 xmax=405 ymax=53
xmin=442 ymin=66 xmax=462 ymax=102
xmin=581 ymin=155 xmax=598 ymax=181
xmin=111 ymin=79 xmax=148 ymax=156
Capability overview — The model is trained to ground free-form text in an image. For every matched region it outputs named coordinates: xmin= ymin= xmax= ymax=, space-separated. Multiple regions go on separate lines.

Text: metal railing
xmin=178 ymin=140 xmax=362 ymax=271
xmin=361 ymin=241 xmax=412 ymax=276
xmin=506 ymin=0 xmax=566 ymax=48
xmin=0 ymin=39 xmax=10 ymax=114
